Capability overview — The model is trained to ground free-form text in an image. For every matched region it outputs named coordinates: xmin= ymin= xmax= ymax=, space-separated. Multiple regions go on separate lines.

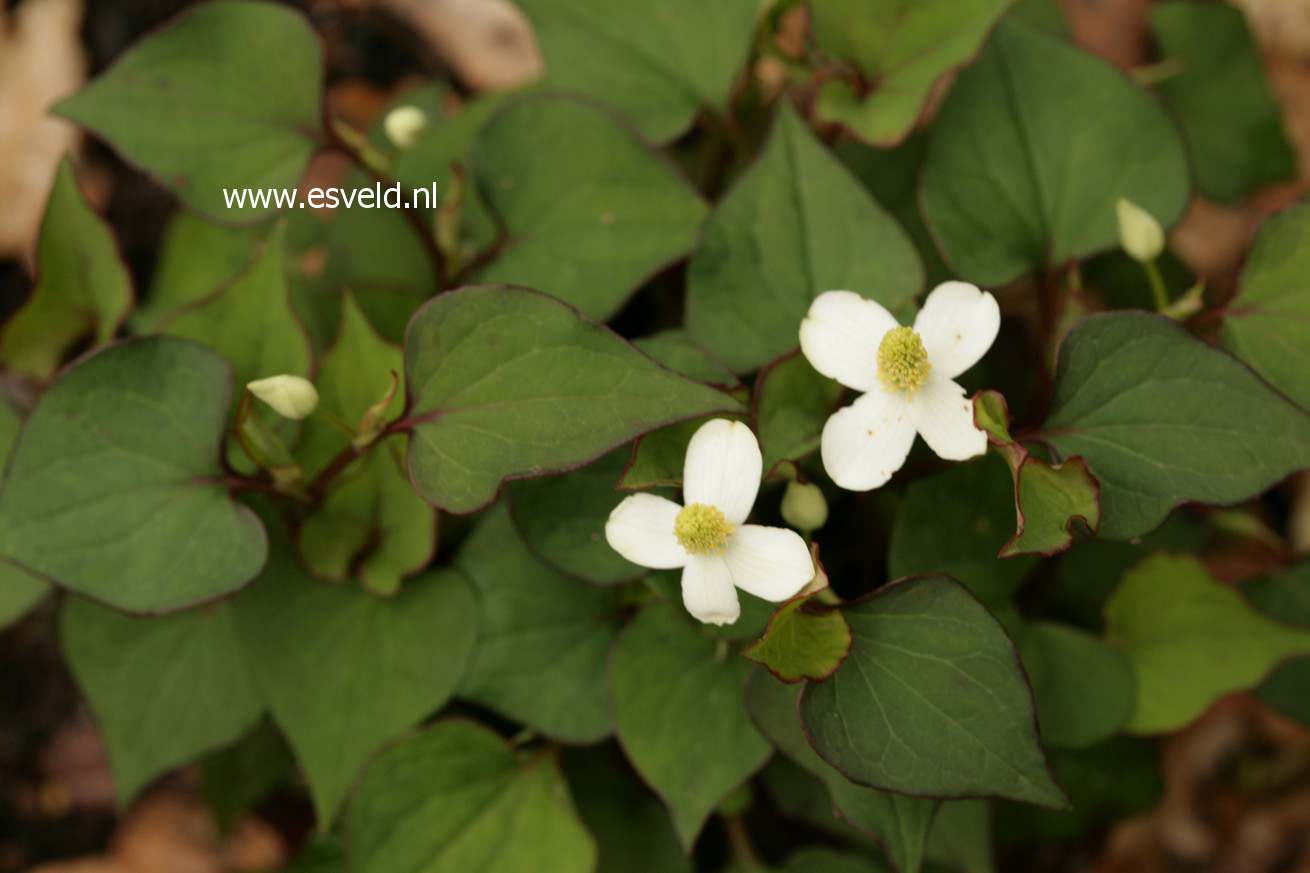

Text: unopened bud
xmin=1116 ymin=197 xmax=1164 ymax=263
xmin=781 ymin=480 xmax=828 ymax=532
xmin=384 ymin=105 xmax=428 ymax=150
xmin=247 ymin=375 xmax=319 ymax=420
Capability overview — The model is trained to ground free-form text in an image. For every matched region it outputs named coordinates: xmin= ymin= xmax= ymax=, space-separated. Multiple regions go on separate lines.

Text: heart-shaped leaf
xmin=1220 ymin=203 xmax=1310 ymax=411
xmin=471 ymin=96 xmax=708 ymax=321
xmin=610 ymin=603 xmax=771 ymax=848
xmin=61 ymin=596 xmax=262 ymax=805
xmin=233 ymin=549 xmax=478 ymax=824
xmin=1151 ymin=2 xmax=1296 ymax=204
xmin=921 ymin=18 xmax=1190 ymax=285
xmin=454 ymin=507 xmax=622 ymax=742
xmin=686 ymin=104 xmax=921 ymax=373
xmin=54 ymin=0 xmax=324 ymax=221
xmin=747 ymin=673 xmax=936 ymax=873
xmin=402 ymin=285 xmax=734 ymax=513
xmin=0 ymin=338 xmax=267 ymax=613
xmin=1041 ymin=313 xmax=1310 ymax=540
xmin=513 ymin=0 xmax=758 ymax=142
xmin=811 ymin=0 xmax=1011 ymax=146
xmin=348 ymin=720 xmax=596 ymax=873
xmin=1104 ymin=554 xmax=1310 ymax=733
xmin=0 ymin=161 xmax=132 ymax=379
xmin=800 ymin=575 xmax=1065 ymax=808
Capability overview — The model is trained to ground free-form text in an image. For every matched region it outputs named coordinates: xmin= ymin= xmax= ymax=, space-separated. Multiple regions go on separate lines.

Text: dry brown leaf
xmin=26 ymin=794 xmax=286 ymax=873
xmin=0 ymin=0 xmax=86 ymax=262
xmin=375 ymin=0 xmax=542 ymax=91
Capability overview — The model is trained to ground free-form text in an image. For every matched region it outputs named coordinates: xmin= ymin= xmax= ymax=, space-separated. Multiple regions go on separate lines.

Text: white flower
xmin=247 ymin=375 xmax=319 ymax=420
xmin=1116 ymin=197 xmax=1164 ymax=263
xmin=605 ymin=419 xmax=814 ymax=626
xmin=799 ymin=281 xmax=1000 ymax=491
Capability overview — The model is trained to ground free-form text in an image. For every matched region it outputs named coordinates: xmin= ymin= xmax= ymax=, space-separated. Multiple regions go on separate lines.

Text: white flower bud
xmin=1116 ymin=197 xmax=1164 ymax=263
xmin=383 ymin=105 xmax=428 ymax=150
xmin=247 ymin=375 xmax=319 ymax=420
xmin=781 ymin=480 xmax=828 ymax=532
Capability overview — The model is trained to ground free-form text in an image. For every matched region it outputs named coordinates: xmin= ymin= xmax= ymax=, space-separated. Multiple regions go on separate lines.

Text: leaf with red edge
xmin=744 ymin=544 xmax=851 ymax=683
xmin=974 ymin=390 xmax=1100 ymax=557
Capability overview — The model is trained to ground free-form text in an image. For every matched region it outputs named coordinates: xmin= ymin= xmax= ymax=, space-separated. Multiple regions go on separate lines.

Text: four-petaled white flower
xmin=605 ymin=419 xmax=814 ymax=626
xmin=799 ymin=281 xmax=1000 ymax=491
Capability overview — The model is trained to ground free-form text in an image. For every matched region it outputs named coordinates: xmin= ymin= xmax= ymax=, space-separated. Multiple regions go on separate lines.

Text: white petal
xmin=913 ymin=281 xmax=1000 ymax=380
xmin=682 ymin=419 xmax=761 ymax=524
xmin=909 ymin=375 xmax=987 ymax=461
xmin=723 ymin=525 xmax=814 ymax=602
xmin=820 ymin=391 xmax=916 ymax=491
xmin=799 ymin=290 xmax=899 ymax=393
xmin=681 ymin=555 xmax=741 ymax=626
xmin=605 ymin=493 xmax=687 ymax=569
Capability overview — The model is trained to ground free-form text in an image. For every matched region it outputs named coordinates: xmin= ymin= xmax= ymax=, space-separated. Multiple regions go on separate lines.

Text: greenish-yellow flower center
xmin=674 ymin=503 xmax=734 ymax=556
xmin=876 ymin=326 xmax=931 ymax=394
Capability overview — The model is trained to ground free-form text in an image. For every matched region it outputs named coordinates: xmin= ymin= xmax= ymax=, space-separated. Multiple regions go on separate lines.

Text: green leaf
xmin=0 ymin=162 xmax=132 ymax=379
xmin=1049 ymin=514 xmax=1205 ymax=630
xmin=201 ymin=721 xmax=294 ymax=831
xmin=782 ymin=847 xmax=890 ymax=873
xmin=54 ymin=0 xmax=323 ymax=221
xmin=286 ymin=176 xmax=438 ymax=350
xmin=280 ymin=839 xmax=344 ymax=873
xmin=746 ymin=673 xmax=936 ymax=873
xmin=295 ymin=296 xmax=433 ymax=595
xmin=616 ymin=334 xmax=747 ymax=490
xmin=811 ymin=0 xmax=1011 ymax=146
xmin=131 ymin=211 xmax=263 ymax=334
xmin=347 ymin=720 xmax=596 ymax=873
xmin=233 ymin=549 xmax=478 ymax=824
xmin=298 ymin=447 xmax=435 ymax=596
xmin=0 ymin=339 xmax=267 ymax=613
xmin=610 ymin=603 xmax=771 ymax=848
xmin=1247 ymin=562 xmax=1310 ymax=724
xmin=743 ymin=592 xmax=852 ymax=683
xmin=921 ymin=18 xmax=1190 ymax=285
xmin=1151 ymin=2 xmax=1296 ymax=204
xmin=299 ymin=293 xmax=403 ymax=475
xmin=562 ymin=745 xmax=692 ymax=873
xmin=800 ymin=576 xmax=1065 ymax=808
xmin=471 ymin=95 xmax=708 ymax=320
xmin=974 ymin=391 xmax=1100 ymax=558
xmin=1104 ymin=553 xmax=1310 ymax=734
xmin=508 ymin=448 xmax=646 ymax=585
xmin=61 ymin=596 xmax=262 ymax=805
xmin=687 ymin=104 xmax=922 ymax=373
xmin=753 ymin=352 xmax=844 ymax=477
xmin=513 ymin=0 xmax=758 ymax=142
xmin=888 ymin=455 xmax=1039 ymax=606
xmin=0 ymin=560 xmax=48 ymax=629
xmin=161 ymin=223 xmax=311 ymax=389
xmin=0 ymin=400 xmax=48 ymax=628
xmin=455 ymin=506 xmax=622 ymax=742
xmin=837 ymin=135 xmax=953 ymax=288
xmin=1220 ymin=203 xmax=1310 ymax=411
xmin=924 ymin=800 xmax=994 ymax=873
xmin=1041 ymin=313 xmax=1310 ymax=541
xmin=1014 ymin=621 xmax=1134 ymax=749
xmin=403 ymin=285 xmax=734 ymax=513
xmin=996 ymin=736 xmax=1160 ymax=846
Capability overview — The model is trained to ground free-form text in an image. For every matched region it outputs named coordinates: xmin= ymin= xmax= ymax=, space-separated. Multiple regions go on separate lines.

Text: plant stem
xmin=1144 ymin=259 xmax=1170 ymax=311
xmin=723 ymin=814 xmax=760 ymax=867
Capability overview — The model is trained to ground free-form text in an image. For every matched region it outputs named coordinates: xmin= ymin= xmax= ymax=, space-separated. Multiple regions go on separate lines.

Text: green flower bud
xmin=383 ymin=105 xmax=428 ymax=150
xmin=1116 ymin=197 xmax=1164 ymax=263
xmin=781 ymin=480 xmax=828 ymax=532
xmin=247 ymin=375 xmax=319 ymax=420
